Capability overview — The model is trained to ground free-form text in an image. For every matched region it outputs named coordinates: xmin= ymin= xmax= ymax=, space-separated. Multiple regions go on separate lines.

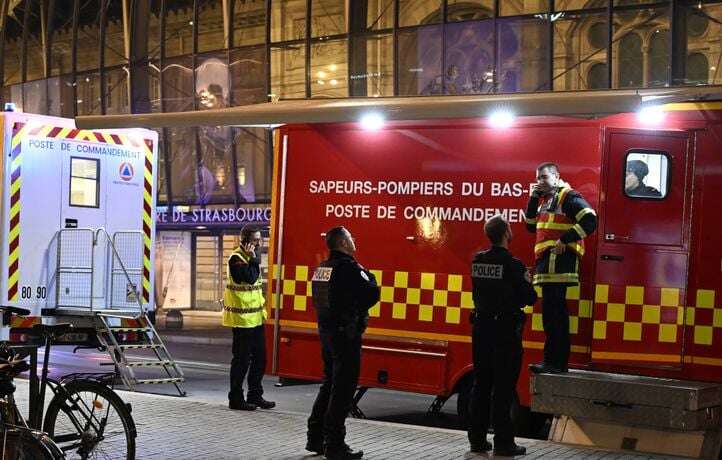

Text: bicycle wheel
xmin=2 ymin=428 xmax=64 ymax=459
xmin=43 ymin=380 xmax=136 ymax=460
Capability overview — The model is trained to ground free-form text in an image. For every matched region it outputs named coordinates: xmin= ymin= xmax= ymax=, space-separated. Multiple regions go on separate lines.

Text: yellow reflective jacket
xmin=221 ymin=249 xmax=266 ymax=328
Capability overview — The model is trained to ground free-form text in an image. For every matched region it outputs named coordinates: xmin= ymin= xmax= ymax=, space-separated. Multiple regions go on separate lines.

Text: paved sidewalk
xmin=15 ymin=384 xmax=685 ymax=460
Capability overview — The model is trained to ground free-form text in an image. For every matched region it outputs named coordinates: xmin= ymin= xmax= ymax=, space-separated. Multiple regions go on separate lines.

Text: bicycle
xmin=0 ymin=306 xmax=137 ymax=459
xmin=0 ymin=306 xmax=64 ymax=459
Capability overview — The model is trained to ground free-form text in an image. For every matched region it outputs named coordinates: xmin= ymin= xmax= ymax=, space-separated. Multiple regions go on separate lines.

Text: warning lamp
xmin=488 ymin=110 xmax=514 ymax=128
xmin=360 ymin=113 xmax=384 ymax=131
xmin=637 ymin=105 xmax=666 ymax=125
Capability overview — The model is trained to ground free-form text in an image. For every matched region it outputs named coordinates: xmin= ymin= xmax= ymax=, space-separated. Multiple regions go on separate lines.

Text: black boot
xmin=324 ymin=444 xmax=363 ymax=460
xmin=305 ymin=440 xmax=323 ymax=455
xmin=494 ymin=443 xmax=526 ymax=456
xmin=529 ymin=362 xmax=566 ymax=374
xmin=228 ymin=400 xmax=257 ymax=411
xmin=469 ymin=440 xmax=492 ymax=453
xmin=248 ymin=396 xmax=276 ymax=409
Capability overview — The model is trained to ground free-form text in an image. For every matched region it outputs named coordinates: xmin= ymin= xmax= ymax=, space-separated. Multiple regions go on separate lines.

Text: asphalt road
xmin=30 ymin=341 xmax=466 ymax=431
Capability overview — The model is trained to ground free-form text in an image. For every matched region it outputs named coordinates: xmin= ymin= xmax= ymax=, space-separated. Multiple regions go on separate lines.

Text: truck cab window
xmin=624 ymin=152 xmax=668 ymax=199
xmin=70 ymin=157 xmax=100 ymax=207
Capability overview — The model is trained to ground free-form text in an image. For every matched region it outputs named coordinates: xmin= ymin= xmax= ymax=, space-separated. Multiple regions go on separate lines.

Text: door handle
xmin=601 ymin=255 xmax=624 ymax=262
xmin=605 ymin=233 xmax=631 ymax=241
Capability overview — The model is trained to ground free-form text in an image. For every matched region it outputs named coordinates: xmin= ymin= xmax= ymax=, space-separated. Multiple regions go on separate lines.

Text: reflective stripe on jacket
xmin=222 ymin=249 xmax=266 ymax=328
xmin=533 ymin=187 xmax=586 ymax=259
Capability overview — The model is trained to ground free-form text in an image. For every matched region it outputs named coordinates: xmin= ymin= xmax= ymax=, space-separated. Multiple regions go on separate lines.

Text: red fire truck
xmin=264 ymin=98 xmax=722 ymax=427
xmin=75 ymin=88 xmax=722 ymax=431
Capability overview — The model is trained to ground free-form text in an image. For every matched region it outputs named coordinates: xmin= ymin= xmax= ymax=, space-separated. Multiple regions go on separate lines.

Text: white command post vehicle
xmin=0 ymin=111 xmax=184 ymax=395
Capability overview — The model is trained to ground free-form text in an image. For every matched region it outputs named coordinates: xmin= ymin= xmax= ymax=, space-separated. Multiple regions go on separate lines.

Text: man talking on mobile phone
xmin=526 ymin=163 xmax=596 ymax=374
xmin=223 ymin=225 xmax=276 ymax=411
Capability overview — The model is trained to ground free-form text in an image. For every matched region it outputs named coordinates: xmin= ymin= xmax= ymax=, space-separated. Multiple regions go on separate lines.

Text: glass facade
xmin=1 ymin=0 xmax=720 ymax=204
xmin=1 ymin=0 xmax=720 ymax=311
xmin=0 ymin=0 xmax=722 ymax=206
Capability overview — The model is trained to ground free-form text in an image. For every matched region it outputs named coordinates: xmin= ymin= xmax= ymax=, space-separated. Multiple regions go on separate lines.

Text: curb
xmin=174 ymin=359 xmax=230 ymax=372
xmin=159 ymin=333 xmax=232 ymax=347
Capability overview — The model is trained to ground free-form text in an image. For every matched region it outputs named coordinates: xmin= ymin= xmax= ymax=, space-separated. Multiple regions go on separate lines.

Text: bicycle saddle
xmin=31 ymin=323 xmax=73 ymax=339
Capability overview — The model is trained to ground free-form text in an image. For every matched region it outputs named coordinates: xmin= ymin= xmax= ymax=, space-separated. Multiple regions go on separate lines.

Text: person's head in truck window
xmin=625 ymin=159 xmax=661 ymax=198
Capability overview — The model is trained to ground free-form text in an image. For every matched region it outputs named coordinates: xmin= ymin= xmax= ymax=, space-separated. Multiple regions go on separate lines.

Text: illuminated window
xmin=237 ymin=166 xmax=246 ymax=186
xmin=70 ymin=157 xmax=100 ymax=207
xmin=624 ymin=152 xmax=668 ymax=199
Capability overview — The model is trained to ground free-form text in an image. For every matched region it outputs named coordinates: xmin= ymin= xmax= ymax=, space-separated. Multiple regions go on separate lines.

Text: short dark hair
xmin=484 ymin=215 xmax=509 ymax=246
xmin=536 ymin=162 xmax=559 ymax=174
xmin=241 ymin=224 xmax=259 ymax=241
xmin=325 ymin=226 xmax=348 ymax=250
xmin=627 ymin=159 xmax=649 ymax=180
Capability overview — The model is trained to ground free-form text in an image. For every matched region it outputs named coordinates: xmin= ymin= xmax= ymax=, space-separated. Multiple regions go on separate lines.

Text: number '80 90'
xmin=20 ymin=286 xmax=46 ymax=299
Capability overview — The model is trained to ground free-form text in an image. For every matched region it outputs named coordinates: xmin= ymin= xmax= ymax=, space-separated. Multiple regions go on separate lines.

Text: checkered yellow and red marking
xmin=6 ymin=123 xmax=153 ymax=303
xmin=271 ymin=264 xmax=557 ymax=336
xmin=272 ymin=264 xmax=722 ymax=365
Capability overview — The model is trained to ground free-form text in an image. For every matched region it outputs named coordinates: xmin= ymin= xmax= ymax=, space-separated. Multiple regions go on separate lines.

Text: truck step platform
xmin=531 ymin=369 xmax=722 ymax=430
xmin=96 ymin=311 xmax=186 ymax=396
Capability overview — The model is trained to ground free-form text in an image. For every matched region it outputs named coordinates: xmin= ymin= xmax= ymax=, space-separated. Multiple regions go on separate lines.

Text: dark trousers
xmin=228 ymin=325 xmax=266 ymax=403
xmin=467 ymin=316 xmax=523 ymax=447
xmin=307 ymin=328 xmax=362 ymax=450
xmin=541 ymin=284 xmax=569 ymax=370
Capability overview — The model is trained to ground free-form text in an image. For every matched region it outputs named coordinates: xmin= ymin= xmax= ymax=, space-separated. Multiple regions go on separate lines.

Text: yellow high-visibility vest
xmin=221 ymin=249 xmax=266 ymax=328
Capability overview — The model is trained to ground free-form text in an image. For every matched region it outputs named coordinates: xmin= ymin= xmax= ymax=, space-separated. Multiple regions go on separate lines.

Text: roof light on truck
xmin=360 ymin=113 xmax=385 ymax=130
xmin=637 ymin=105 xmax=666 ymax=125
xmin=488 ymin=110 xmax=514 ymax=128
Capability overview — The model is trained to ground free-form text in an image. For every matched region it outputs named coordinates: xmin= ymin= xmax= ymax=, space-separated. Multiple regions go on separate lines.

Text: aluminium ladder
xmin=51 ymin=228 xmax=185 ymax=396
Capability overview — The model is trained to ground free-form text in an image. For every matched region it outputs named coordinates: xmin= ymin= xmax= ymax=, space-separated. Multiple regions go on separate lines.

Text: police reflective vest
xmin=533 ymin=187 xmax=587 ymax=259
xmin=222 ymin=249 xmax=266 ymax=328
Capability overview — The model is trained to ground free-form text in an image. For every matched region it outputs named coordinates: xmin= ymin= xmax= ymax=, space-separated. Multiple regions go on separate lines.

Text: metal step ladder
xmin=49 ymin=228 xmax=186 ymax=396
xmin=95 ymin=311 xmax=186 ymax=396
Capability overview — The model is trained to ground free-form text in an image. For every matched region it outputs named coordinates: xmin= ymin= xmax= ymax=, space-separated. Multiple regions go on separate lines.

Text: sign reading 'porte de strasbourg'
xmin=156 ymin=206 xmax=272 ymax=227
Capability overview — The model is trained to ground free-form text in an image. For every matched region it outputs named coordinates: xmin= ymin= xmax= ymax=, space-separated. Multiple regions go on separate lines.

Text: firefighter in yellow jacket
xmin=525 ymin=163 xmax=597 ymax=374
xmin=223 ymin=225 xmax=275 ymax=410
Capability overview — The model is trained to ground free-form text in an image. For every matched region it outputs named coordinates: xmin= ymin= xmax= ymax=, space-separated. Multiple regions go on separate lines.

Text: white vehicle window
xmin=70 ymin=157 xmax=100 ymax=207
xmin=624 ymin=152 xmax=668 ymax=199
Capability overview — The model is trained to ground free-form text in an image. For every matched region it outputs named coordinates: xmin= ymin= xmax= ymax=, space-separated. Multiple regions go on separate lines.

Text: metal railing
xmin=52 ymin=228 xmax=145 ymax=314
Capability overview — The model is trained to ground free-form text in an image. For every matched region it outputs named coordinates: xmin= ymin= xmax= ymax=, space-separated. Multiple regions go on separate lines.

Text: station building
xmin=1 ymin=0 xmax=720 ymax=314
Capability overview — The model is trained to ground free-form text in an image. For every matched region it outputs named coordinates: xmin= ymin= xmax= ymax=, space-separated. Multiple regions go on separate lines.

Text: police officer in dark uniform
xmin=306 ymin=226 xmax=380 ymax=460
xmin=468 ymin=215 xmax=537 ymax=457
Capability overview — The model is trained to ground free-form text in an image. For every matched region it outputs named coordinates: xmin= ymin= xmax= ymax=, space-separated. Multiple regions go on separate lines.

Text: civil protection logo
xmin=119 ymin=162 xmax=134 ymax=181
